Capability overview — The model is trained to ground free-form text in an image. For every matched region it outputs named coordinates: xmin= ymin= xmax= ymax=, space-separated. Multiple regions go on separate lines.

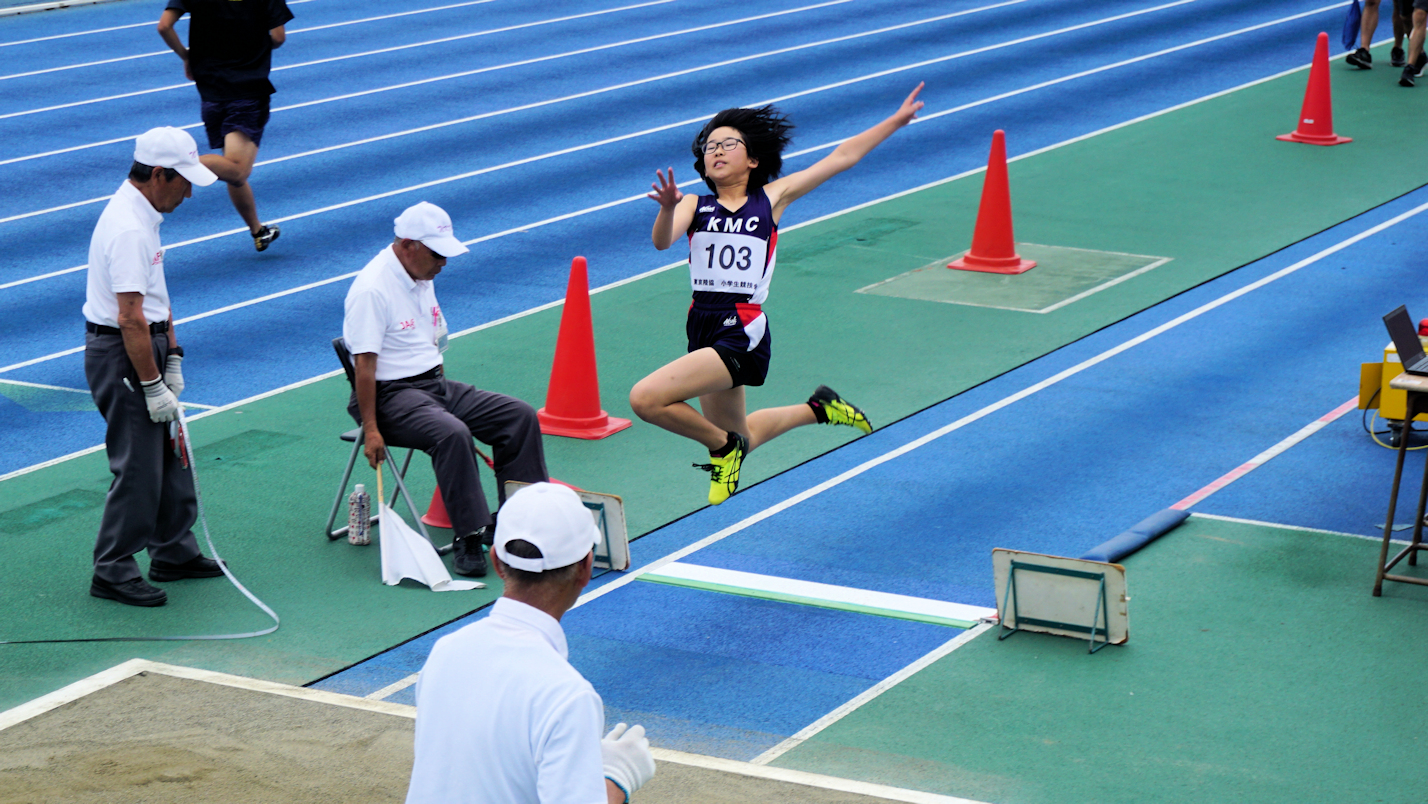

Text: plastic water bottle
xmin=348 ymin=483 xmax=371 ymax=546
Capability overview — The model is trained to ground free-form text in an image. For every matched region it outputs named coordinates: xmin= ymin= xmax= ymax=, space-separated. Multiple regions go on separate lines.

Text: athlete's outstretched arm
xmin=766 ymin=83 xmax=924 ymax=218
xmin=649 ymin=168 xmax=698 ymax=250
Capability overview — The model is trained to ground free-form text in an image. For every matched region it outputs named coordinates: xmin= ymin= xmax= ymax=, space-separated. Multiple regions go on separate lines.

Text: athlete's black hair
xmin=691 ymin=105 xmax=794 ymax=193
xmin=129 ymin=161 xmax=179 ymax=183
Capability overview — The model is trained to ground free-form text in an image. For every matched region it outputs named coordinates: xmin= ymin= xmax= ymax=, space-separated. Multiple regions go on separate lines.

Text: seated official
xmin=342 ymin=201 xmax=549 ymax=577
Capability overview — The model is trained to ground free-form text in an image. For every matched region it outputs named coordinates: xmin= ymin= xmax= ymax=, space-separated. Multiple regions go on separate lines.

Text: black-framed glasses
xmin=702 ymin=137 xmax=746 ymax=154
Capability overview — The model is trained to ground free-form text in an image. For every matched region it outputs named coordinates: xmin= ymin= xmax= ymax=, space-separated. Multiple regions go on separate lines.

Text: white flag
xmin=378 ymin=502 xmax=483 ymax=592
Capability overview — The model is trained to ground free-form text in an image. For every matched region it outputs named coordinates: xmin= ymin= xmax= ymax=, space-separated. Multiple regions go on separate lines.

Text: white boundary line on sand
xmin=0 ymin=657 xmax=989 ymax=803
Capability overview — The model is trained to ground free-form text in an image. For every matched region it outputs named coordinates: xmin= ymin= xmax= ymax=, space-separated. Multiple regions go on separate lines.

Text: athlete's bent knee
xmin=628 ymin=383 xmax=663 ymax=423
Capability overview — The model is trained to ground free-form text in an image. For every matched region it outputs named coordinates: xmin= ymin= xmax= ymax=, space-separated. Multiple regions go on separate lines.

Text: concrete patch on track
xmin=857 ymin=244 xmax=1170 ymax=314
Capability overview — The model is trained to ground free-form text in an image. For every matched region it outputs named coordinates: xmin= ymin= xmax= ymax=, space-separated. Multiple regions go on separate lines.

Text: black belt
xmin=86 ymin=321 xmax=168 ymax=336
xmin=390 ymin=365 xmax=444 ymax=384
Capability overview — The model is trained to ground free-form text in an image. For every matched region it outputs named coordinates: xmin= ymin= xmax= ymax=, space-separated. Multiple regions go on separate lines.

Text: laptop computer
xmin=1383 ymin=305 xmax=1428 ymax=376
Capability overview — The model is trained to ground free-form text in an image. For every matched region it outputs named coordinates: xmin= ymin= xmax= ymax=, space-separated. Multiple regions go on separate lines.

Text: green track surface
xmin=772 ymin=516 xmax=1428 ymax=804
xmin=3 ymin=54 xmax=1426 ymax=713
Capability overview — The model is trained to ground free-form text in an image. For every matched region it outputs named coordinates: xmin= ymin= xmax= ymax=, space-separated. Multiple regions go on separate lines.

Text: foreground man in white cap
xmin=343 ymin=201 xmax=549 ymax=577
xmin=83 ymin=126 xmax=225 ymax=607
xmin=406 ymin=482 xmax=656 ymax=804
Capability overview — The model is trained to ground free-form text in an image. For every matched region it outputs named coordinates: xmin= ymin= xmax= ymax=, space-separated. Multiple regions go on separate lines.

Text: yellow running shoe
xmin=808 ymin=385 xmax=872 ymax=434
xmin=694 ymin=432 xmax=748 ymax=505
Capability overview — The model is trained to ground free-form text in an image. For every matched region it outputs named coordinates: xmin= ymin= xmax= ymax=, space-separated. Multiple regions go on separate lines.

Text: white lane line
xmin=0 ymin=35 xmax=1394 ymax=466
xmin=365 ymin=675 xmax=420 ymax=701
xmin=0 ymin=17 xmax=186 ymax=47
xmin=0 ymin=377 xmax=89 ymax=394
xmin=0 ymin=0 xmax=906 ymax=157
xmin=642 ymin=561 xmax=997 ymax=626
xmin=1190 ymin=512 xmax=1410 ymax=544
xmin=0 ymin=0 xmax=673 ymax=83
xmin=570 ymin=199 xmax=1428 ymax=613
xmin=0 ymin=0 xmax=1191 ymax=291
xmin=751 ymin=624 xmax=992 ymax=766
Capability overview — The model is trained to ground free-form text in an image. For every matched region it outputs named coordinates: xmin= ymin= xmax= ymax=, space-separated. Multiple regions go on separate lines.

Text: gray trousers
xmin=84 ymin=331 xmax=200 ymax=583
xmin=349 ymin=375 xmax=548 ymax=538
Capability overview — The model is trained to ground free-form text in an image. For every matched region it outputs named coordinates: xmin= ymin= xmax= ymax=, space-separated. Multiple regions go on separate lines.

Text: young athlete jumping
xmin=631 ymin=84 xmax=925 ymax=505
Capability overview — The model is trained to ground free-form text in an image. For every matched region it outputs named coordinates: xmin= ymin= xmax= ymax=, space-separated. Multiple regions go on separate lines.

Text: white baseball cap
xmin=393 ymin=201 xmax=469 ymax=258
xmin=494 ymin=483 xmax=600 ymax=573
xmin=133 ymin=127 xmax=217 ymax=187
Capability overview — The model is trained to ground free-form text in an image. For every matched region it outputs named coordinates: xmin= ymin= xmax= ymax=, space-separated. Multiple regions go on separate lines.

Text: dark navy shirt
xmin=166 ymin=0 xmax=294 ymax=102
xmin=686 ymin=187 xmax=780 ymax=306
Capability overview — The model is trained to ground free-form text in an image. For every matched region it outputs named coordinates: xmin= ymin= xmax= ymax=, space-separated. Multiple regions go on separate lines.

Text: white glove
xmin=164 ymin=353 xmax=184 ymax=398
xmin=601 ymin=723 xmax=654 ymax=801
xmin=141 ymin=376 xmax=180 ymax=423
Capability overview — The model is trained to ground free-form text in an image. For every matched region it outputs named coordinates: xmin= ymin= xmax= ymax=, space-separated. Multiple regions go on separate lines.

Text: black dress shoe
xmin=452 ymin=532 xmax=488 ymax=577
xmin=149 ymin=554 xmax=226 ymax=582
xmin=91 ymin=575 xmax=167 ymax=607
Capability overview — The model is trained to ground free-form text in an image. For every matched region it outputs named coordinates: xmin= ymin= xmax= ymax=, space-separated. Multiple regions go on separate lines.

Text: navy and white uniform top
xmin=686 ymin=187 xmax=779 ymax=305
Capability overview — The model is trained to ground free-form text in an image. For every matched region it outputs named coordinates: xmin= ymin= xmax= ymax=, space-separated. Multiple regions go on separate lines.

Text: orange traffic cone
xmin=949 ymin=130 xmax=1036 ymax=275
xmin=537 ymin=257 xmax=632 ymax=439
xmin=421 ymin=486 xmax=451 ymax=528
xmin=1277 ymin=32 xmax=1351 ymax=146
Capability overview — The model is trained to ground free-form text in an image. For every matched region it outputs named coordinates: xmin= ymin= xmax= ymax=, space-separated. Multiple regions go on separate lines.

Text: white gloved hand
xmin=601 ymin=723 xmax=655 ymax=801
xmin=163 ymin=353 xmax=184 ymax=398
xmin=141 ymin=376 xmax=180 ymax=423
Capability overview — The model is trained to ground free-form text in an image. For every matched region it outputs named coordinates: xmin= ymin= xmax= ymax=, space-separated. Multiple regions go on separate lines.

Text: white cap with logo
xmin=494 ymin=483 xmax=601 ymax=573
xmin=133 ymin=126 xmax=218 ymax=187
xmin=394 ymin=201 xmax=469 ymax=258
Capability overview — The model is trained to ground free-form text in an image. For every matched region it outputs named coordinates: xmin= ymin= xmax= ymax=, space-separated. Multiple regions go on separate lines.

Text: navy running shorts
xmin=686 ymin=300 xmax=772 ymax=388
xmin=201 ymin=98 xmax=270 ymax=150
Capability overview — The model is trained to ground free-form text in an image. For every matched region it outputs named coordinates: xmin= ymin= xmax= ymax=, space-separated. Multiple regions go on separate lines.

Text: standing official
xmin=157 ymin=0 xmax=292 ymax=250
xmin=84 ymin=127 xmax=225 ymax=608
xmin=406 ymin=483 xmax=656 ymax=804
xmin=342 ymin=202 xmax=549 ymax=578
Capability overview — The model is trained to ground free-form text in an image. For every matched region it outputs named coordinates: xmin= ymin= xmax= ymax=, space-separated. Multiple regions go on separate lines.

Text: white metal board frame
xmin=504 ymin=480 xmax=629 ymax=570
xmin=992 ymin=548 xmax=1128 ymax=651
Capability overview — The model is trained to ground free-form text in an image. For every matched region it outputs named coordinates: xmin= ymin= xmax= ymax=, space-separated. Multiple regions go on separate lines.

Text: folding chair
xmin=324 ymin=338 xmax=452 ymax=555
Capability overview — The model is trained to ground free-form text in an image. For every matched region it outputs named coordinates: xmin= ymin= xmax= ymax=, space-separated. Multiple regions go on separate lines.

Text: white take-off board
xmin=992 ymin=548 xmax=1129 ymax=646
xmin=504 ymin=482 xmax=629 ymax=571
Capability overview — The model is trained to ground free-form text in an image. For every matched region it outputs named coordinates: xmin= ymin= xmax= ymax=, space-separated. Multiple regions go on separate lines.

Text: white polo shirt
xmin=82 ymin=181 xmax=171 ymax=328
xmin=406 ymin=597 xmax=607 ymax=804
xmin=343 ymin=245 xmax=447 ymax=381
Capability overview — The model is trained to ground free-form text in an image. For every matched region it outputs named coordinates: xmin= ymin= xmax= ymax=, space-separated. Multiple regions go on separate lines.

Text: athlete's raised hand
xmin=891 ymin=82 xmax=925 ymax=128
xmin=648 ymin=168 xmax=683 ymax=209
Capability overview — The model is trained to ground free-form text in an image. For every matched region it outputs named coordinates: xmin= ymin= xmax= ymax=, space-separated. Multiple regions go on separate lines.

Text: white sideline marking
xmin=0 ymin=0 xmax=673 ymax=84
xmin=0 ymin=0 xmax=123 ymax=18
xmin=0 ymin=0 xmax=1200 ymax=294
xmin=752 ymin=624 xmax=992 ymax=766
xmin=0 ymin=17 xmax=186 ymax=46
xmin=1191 ymin=512 xmax=1410 ymax=544
xmin=644 ymin=561 xmax=997 ymax=625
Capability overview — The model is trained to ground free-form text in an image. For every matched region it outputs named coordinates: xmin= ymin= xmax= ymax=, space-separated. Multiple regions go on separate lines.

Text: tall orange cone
xmin=538 ymin=257 xmax=632 ymax=439
xmin=949 ymin=130 xmax=1036 ymax=275
xmin=421 ymin=487 xmax=451 ymax=528
xmin=1277 ymin=32 xmax=1351 ymax=146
